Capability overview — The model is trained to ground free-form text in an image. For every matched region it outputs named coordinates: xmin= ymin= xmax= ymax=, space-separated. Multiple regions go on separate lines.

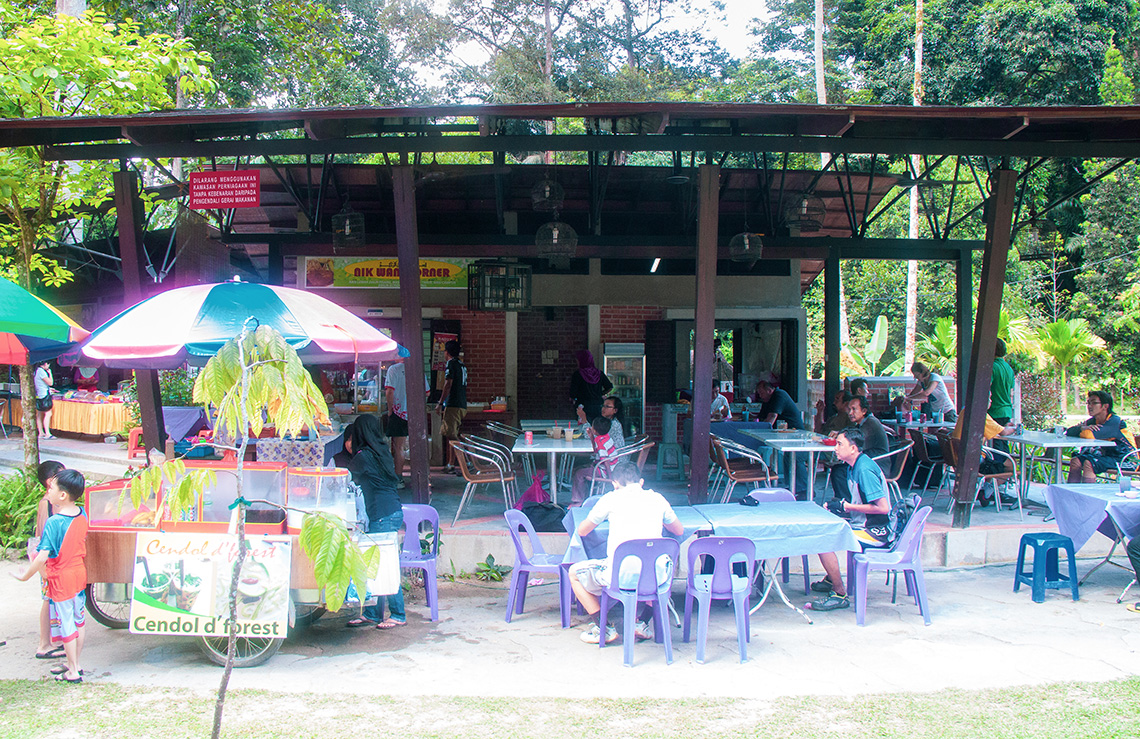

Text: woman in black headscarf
xmin=332 ymin=421 xmax=355 ymax=468
xmin=346 ymin=415 xmax=406 ymax=628
xmin=569 ymin=350 xmax=613 ymax=420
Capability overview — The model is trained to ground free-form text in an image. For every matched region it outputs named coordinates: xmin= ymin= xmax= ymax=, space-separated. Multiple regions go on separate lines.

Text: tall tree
xmin=0 ymin=4 xmax=214 ymax=473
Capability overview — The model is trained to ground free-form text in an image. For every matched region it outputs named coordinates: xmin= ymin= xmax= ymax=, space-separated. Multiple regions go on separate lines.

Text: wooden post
xmin=267 ymin=244 xmax=284 ymax=286
xmin=393 ymin=166 xmax=430 ymax=504
xmin=824 ymin=249 xmax=841 ymax=412
xmin=689 ymin=164 xmax=720 ymax=504
xmin=113 ymin=169 xmax=165 ymax=454
xmin=956 ymin=246 xmax=973 ymax=408
xmin=952 ymin=168 xmax=1016 ymax=528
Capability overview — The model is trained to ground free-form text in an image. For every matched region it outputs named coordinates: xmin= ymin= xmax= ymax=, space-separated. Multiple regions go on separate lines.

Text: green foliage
xmin=299 ymin=511 xmax=380 ymax=612
xmin=844 ymin=315 xmax=903 ymax=376
xmin=1037 ymin=318 xmax=1105 ymax=413
xmin=474 ymin=554 xmax=512 ymax=582
xmin=1017 ymin=372 xmax=1063 ymax=431
xmin=1100 ymin=43 xmax=1135 ymax=105
xmin=0 ymin=470 xmax=42 ymax=549
xmin=119 ymin=368 xmax=200 ymax=436
xmin=917 ymin=317 xmax=958 ymax=375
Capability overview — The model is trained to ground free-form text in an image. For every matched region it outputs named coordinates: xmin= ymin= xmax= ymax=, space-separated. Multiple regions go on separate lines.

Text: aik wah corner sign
xmin=302 ymin=256 xmax=470 ymax=288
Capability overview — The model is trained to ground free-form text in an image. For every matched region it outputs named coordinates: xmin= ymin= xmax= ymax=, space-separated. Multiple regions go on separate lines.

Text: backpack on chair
xmin=887 ymin=493 xmax=922 ymax=546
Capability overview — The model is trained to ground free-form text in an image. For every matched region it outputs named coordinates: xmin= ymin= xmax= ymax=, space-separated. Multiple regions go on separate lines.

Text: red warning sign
xmin=189 ymin=170 xmax=261 ymax=209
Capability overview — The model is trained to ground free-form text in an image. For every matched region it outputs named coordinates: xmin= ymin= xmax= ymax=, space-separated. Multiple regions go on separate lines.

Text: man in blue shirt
xmin=807 ymin=426 xmax=891 ymax=612
xmin=754 ymin=380 xmax=810 ymax=498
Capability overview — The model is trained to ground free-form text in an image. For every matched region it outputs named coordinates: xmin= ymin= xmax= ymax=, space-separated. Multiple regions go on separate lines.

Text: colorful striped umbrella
xmin=0 ymin=279 xmax=89 ymax=364
xmin=78 ymin=280 xmax=402 ymax=369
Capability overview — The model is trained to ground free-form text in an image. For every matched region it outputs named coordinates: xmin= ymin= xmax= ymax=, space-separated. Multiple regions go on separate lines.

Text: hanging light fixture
xmin=531 ymin=178 xmax=565 ymax=211
xmin=1019 ymin=218 xmax=1060 ymax=262
xmin=535 ymin=217 xmax=578 ymax=268
xmin=728 ymin=232 xmax=763 ymax=267
xmin=331 ymin=203 xmax=365 ymax=251
xmin=784 ymin=192 xmax=826 ymax=232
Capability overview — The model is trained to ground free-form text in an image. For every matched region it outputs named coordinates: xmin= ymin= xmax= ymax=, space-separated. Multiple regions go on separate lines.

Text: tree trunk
xmin=814 ymin=0 xmax=826 ymax=104
xmin=542 ymin=0 xmax=554 ymax=164
xmin=55 ymin=0 xmax=85 ymax=15
xmin=904 ymin=0 xmax=924 ymax=373
xmin=15 ymin=225 xmax=40 ymax=474
xmin=1060 ymin=364 xmax=1068 ymax=417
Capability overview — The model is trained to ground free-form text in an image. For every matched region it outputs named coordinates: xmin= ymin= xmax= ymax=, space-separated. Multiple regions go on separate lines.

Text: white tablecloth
xmin=1044 ymin=483 xmax=1140 ymax=550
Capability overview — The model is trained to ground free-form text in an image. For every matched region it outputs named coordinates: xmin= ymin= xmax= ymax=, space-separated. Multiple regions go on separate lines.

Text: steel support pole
xmin=689 ymin=164 xmax=720 ymax=504
xmin=393 ymin=166 xmax=430 ymax=504
xmin=824 ymin=249 xmax=842 ymax=412
xmin=113 ymin=170 xmax=165 ymax=455
xmin=952 ymin=168 xmax=1016 ymax=528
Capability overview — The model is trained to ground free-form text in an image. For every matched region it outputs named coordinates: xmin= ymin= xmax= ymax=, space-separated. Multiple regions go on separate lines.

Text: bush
xmin=0 ymin=470 xmax=44 ymax=550
xmin=1018 ymin=372 xmax=1063 ymax=430
xmin=119 ymin=367 xmax=200 ymax=436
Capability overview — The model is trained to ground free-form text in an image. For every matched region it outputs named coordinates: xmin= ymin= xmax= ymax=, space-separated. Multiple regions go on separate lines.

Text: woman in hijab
xmin=345 ymin=414 xmax=406 ymax=629
xmin=569 ymin=350 xmax=613 ymax=421
xmin=332 ymin=421 xmax=355 ymax=469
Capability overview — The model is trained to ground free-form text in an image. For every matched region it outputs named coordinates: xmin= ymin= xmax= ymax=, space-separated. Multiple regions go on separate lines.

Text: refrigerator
xmin=603 ymin=343 xmax=645 ymax=436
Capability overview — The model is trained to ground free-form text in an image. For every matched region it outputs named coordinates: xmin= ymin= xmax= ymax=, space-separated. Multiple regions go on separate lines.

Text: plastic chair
xmin=847 ymin=505 xmax=932 ymax=626
xmin=749 ymin=488 xmax=811 ymax=595
xmin=597 ymin=538 xmax=680 ymax=667
xmin=400 ymin=504 xmax=439 ymax=621
xmin=872 ymin=441 xmax=913 ymax=506
xmin=682 ymin=536 xmax=755 ymax=663
xmin=503 ymin=509 xmax=566 ymax=623
xmin=452 ymin=441 xmax=516 ymax=526
xmin=1014 ymin=532 xmax=1079 ymax=603
xmin=128 ymin=427 xmax=146 ymax=459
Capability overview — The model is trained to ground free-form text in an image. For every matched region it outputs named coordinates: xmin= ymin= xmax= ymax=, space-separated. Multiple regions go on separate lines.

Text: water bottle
xmin=1121 ymin=472 xmax=1130 ymax=495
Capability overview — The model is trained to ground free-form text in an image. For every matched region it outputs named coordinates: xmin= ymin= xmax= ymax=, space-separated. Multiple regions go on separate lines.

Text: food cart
xmin=83 ymin=461 xmax=396 ymax=667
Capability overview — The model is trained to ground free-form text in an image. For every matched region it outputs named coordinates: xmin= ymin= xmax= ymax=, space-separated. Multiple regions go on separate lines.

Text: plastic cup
xmin=524 ymin=431 xmax=533 ymax=445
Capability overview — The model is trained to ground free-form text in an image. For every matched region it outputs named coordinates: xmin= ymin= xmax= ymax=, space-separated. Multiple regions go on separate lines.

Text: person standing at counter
xmin=437 ymin=340 xmax=467 ymax=473
xmin=384 ymin=357 xmax=408 ymax=488
xmin=896 ymin=362 xmax=957 ymax=421
xmin=34 ymin=361 xmax=55 ymax=440
xmin=569 ymin=350 xmax=613 ymax=421
xmin=346 ymin=415 xmax=406 ymax=629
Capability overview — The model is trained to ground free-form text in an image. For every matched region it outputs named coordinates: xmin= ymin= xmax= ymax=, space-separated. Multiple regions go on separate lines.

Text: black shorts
xmin=35 ymin=396 xmax=53 ymax=412
xmin=385 ymin=414 xmax=408 ymax=438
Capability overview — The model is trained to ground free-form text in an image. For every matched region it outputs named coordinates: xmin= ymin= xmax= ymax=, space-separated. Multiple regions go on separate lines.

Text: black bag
xmin=521 ymin=501 xmax=568 ymax=532
xmin=887 ymin=493 xmax=921 ymax=546
xmin=35 ymin=395 xmax=53 ymax=412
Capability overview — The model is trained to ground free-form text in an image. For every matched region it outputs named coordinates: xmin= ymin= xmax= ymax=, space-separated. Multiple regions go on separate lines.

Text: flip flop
xmin=376 ymin=619 xmax=406 ymax=629
xmin=345 ymin=617 xmax=376 ymax=628
xmin=35 ymin=647 xmax=65 ymax=660
xmin=50 ymin=665 xmax=85 ymax=676
xmin=54 ymin=673 xmax=82 ymax=684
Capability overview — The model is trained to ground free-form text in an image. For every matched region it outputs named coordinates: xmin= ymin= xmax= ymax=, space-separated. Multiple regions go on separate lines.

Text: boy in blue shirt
xmin=807 ymin=427 xmax=890 ymax=612
xmin=12 ymin=469 xmax=88 ymax=682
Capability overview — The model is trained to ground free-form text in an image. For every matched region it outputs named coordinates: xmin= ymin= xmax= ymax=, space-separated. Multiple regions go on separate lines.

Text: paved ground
xmin=2 ymin=553 xmax=1138 ymax=698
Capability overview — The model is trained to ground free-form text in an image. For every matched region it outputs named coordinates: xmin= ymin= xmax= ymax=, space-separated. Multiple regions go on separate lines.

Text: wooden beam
xmin=952 ymin=169 xmax=1016 ymax=528
xmin=112 ymin=170 xmax=165 ymax=454
xmin=267 ymin=244 xmax=284 ymax=286
xmin=689 ymin=164 xmax=720 ymax=504
xmin=956 ymin=246 xmax=973 ymax=404
xmin=824 ymin=249 xmax=842 ymax=411
xmin=393 ymin=165 xmax=430 ymax=504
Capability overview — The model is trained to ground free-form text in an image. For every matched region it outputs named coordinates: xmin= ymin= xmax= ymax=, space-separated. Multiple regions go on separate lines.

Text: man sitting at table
xmin=1066 ymin=390 xmax=1137 ymax=483
xmin=820 ymin=391 xmax=854 ymax=435
xmin=827 ymin=395 xmax=890 ymax=501
xmin=569 ymin=461 xmax=684 ymax=644
xmin=711 ymin=380 xmax=732 ymax=421
xmin=849 ymin=378 xmax=869 ymax=400
xmin=807 ymin=427 xmax=891 ymax=611
xmin=754 ymin=379 xmax=810 ymax=498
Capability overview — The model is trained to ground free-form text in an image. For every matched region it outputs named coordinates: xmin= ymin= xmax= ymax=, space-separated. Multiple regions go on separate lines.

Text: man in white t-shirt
xmin=711 ymin=380 xmax=732 ymax=421
xmin=569 ymin=461 xmax=683 ymax=644
xmin=384 ymin=358 xmax=408 ymax=487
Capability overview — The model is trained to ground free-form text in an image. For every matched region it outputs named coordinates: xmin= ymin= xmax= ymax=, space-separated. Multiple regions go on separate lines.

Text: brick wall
xmin=599 ymin=306 xmax=665 ymax=440
xmin=439 ymin=306 xmax=506 ymax=403
xmin=518 ymin=307 xmax=588 ymax=420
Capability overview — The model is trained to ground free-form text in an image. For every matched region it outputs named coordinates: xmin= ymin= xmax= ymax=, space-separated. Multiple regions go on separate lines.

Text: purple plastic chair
xmin=598 ymin=538 xmax=680 ymax=667
xmin=503 ymin=509 xmax=566 ymax=623
xmin=400 ymin=504 xmax=439 ymax=622
xmin=749 ymin=489 xmax=811 ymax=595
xmin=682 ymin=536 xmax=755 ymax=664
xmin=846 ymin=506 xmax=933 ymax=626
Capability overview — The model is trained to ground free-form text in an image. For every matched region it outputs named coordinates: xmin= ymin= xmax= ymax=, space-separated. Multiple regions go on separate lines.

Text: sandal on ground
xmin=50 ymin=665 xmax=85 ymax=676
xmin=54 ymin=673 xmax=82 ymax=684
xmin=806 ymin=593 xmax=850 ymax=612
xmin=35 ymin=647 xmax=65 ymax=660
xmin=345 ymin=617 xmax=376 ymax=628
xmin=376 ymin=619 xmax=406 ymax=629
xmin=810 ymin=578 xmax=835 ymax=593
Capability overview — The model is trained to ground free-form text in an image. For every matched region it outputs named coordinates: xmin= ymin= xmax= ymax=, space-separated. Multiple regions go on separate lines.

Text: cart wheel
xmin=290 ymin=603 xmax=326 ymax=634
xmin=197 ymin=634 xmax=282 ymax=668
xmin=85 ymin=583 xmax=131 ymax=629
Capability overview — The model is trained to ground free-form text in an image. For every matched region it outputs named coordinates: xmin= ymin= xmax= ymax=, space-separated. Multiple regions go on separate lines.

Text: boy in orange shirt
xmin=12 ymin=469 xmax=88 ymax=683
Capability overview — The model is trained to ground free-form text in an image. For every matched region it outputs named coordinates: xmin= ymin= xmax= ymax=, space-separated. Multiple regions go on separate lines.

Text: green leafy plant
xmin=119 ymin=367 xmax=200 ymax=436
xmin=474 ymin=554 xmax=512 ymax=582
xmin=1037 ymin=319 xmax=1105 ymax=415
xmin=1017 ymin=372 xmax=1063 ymax=434
xmin=844 ymin=315 xmax=904 ymax=376
xmin=917 ymin=316 xmax=958 ymax=375
xmin=0 ymin=469 xmax=42 ymax=549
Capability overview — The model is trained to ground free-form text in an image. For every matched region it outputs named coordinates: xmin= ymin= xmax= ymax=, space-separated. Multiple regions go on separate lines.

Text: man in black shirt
xmin=436 ymin=340 xmax=468 ymax=472
xmin=754 ymin=380 xmax=810 ymax=498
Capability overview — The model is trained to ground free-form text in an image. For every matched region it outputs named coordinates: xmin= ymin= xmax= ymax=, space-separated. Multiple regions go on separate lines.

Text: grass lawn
xmin=1 ymin=677 xmax=1138 ymax=738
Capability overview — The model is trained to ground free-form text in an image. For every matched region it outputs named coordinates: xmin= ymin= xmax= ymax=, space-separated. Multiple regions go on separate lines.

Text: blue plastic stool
xmin=1014 ymin=533 xmax=1079 ymax=603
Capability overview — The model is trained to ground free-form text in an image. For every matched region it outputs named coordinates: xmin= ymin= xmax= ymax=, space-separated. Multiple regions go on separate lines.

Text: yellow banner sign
xmin=128 ymin=533 xmax=291 ymax=638
xmin=302 ymin=257 xmax=469 ymax=288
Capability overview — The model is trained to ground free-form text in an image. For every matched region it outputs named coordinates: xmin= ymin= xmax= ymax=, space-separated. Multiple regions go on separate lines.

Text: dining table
xmin=693 ymin=501 xmax=860 ymax=622
xmin=740 ymin=428 xmax=834 ymax=501
xmin=1043 ymin=482 xmax=1140 ymax=594
xmin=1001 ymin=430 xmax=1117 ymax=496
xmin=512 ymin=433 xmax=595 ymax=505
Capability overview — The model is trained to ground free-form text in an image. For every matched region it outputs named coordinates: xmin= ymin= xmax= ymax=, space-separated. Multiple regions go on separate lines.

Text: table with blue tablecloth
xmin=561 ymin=503 xmax=713 ymax=564
xmin=1044 ymin=483 xmax=1140 ymax=589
